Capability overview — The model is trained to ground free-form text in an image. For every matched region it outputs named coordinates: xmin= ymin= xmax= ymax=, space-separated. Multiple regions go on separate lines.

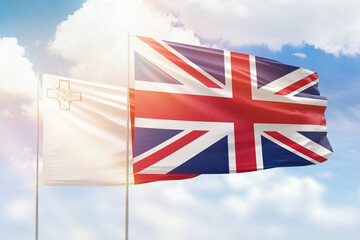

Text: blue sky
xmin=1 ymin=0 xmax=360 ymax=239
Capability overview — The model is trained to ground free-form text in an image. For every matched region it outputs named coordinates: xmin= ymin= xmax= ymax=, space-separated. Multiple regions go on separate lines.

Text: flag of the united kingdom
xmin=130 ymin=36 xmax=332 ymax=184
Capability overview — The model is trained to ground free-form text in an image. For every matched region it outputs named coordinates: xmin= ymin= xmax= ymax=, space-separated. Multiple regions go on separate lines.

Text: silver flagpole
xmin=35 ymin=72 xmax=40 ymax=240
xmin=125 ymin=33 xmax=131 ymax=240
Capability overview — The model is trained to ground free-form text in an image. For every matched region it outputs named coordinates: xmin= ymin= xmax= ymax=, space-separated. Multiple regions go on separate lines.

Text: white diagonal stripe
xmin=138 ymin=130 xmax=226 ymax=174
xmin=278 ymin=130 xmax=332 ymax=160
xmin=259 ymin=68 xmax=314 ymax=93
xmin=133 ymin=37 xmax=232 ymax=98
xmin=135 ymin=118 xmax=236 ymax=174
xmin=160 ymin=40 xmax=225 ymax=88
xmin=287 ymin=79 xmax=319 ymax=97
xmin=262 ymin=132 xmax=320 ymax=164
xmin=253 ymin=123 xmax=332 ymax=169
xmin=250 ymin=56 xmax=327 ymax=106
xmin=133 ymin=129 xmax=191 ymax=163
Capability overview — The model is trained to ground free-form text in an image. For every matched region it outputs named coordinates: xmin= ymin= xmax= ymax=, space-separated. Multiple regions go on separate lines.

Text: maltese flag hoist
xmin=42 ymin=74 xmax=131 ymax=186
xmin=130 ymin=36 xmax=332 ymax=184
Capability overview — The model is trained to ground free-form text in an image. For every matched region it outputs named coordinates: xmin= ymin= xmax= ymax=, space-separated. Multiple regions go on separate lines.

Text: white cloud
xmin=223 ymin=170 xmax=359 ymax=228
xmin=0 ymin=37 xmax=37 ymax=99
xmin=68 ymin=227 xmax=97 ymax=240
xmin=20 ymin=100 xmax=38 ymax=120
xmin=316 ymin=171 xmax=335 ymax=179
xmin=10 ymin=146 xmax=36 ymax=173
xmin=49 ymin=0 xmax=201 ymax=85
xmin=34 ymin=39 xmax=41 ymax=46
xmin=126 ymin=171 xmax=360 ymax=240
xmin=1 ymin=108 xmax=13 ymax=117
xmin=349 ymin=105 xmax=360 ymax=119
xmin=151 ymin=0 xmax=360 ymax=55
xmin=0 ymin=146 xmax=38 ymax=191
xmin=293 ymin=52 xmax=307 ymax=59
xmin=0 ymin=37 xmax=38 ymax=124
xmin=3 ymin=198 xmax=33 ymax=222
xmin=3 ymin=172 xmax=355 ymax=240
xmin=329 ymin=109 xmax=360 ymax=132
xmin=162 ymin=184 xmax=197 ymax=205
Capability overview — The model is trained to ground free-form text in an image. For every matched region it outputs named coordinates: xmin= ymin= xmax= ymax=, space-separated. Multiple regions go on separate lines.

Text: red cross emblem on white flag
xmin=47 ymin=79 xmax=82 ymax=110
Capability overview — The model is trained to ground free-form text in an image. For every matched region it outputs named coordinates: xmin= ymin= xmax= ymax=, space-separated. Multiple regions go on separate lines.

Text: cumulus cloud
xmin=0 ymin=37 xmax=37 ymax=99
xmin=68 ymin=228 xmax=97 ymax=240
xmin=1 ymin=108 xmax=13 ymax=117
xmin=5 ymin=172 xmax=356 ymax=240
xmin=125 ymin=171 xmax=360 ymax=240
xmin=20 ymin=101 xmax=38 ymax=120
xmin=151 ymin=0 xmax=360 ymax=55
xmin=10 ymin=146 xmax=36 ymax=173
xmin=49 ymin=0 xmax=200 ymax=85
xmin=0 ymin=145 xmax=38 ymax=191
xmin=293 ymin=52 xmax=307 ymax=59
xmin=3 ymin=198 xmax=33 ymax=222
xmin=0 ymin=37 xmax=38 ymax=123
xmin=223 ymin=170 xmax=359 ymax=228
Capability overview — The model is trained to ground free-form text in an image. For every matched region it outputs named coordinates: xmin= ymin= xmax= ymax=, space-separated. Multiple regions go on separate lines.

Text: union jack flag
xmin=130 ymin=36 xmax=332 ymax=184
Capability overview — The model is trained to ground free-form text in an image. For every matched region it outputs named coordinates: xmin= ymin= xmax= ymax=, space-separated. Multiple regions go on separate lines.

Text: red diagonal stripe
xmin=264 ymin=131 xmax=327 ymax=163
xmin=138 ymin=36 xmax=222 ymax=89
xmin=275 ymin=72 xmax=318 ymax=95
xmin=134 ymin=174 xmax=199 ymax=184
xmin=133 ymin=130 xmax=208 ymax=173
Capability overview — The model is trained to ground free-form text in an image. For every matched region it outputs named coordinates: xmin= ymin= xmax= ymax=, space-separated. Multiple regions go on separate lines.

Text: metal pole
xmin=125 ymin=33 xmax=131 ymax=240
xmin=35 ymin=72 xmax=40 ymax=240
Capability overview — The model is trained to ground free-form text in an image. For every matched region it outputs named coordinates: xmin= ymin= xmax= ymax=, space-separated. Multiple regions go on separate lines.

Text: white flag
xmin=42 ymin=74 xmax=133 ymax=186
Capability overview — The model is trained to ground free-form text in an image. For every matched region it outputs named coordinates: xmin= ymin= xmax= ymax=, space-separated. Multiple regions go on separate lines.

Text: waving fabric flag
xmin=130 ymin=36 xmax=332 ymax=184
xmin=42 ymin=37 xmax=333 ymax=186
xmin=42 ymin=74 xmax=132 ymax=186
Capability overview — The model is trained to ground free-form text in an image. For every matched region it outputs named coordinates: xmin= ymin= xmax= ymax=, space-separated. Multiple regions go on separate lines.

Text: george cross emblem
xmin=47 ymin=79 xmax=82 ymax=111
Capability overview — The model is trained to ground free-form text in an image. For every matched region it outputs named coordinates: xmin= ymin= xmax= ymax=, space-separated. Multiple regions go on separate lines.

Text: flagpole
xmin=125 ymin=33 xmax=131 ymax=240
xmin=35 ymin=72 xmax=40 ymax=240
